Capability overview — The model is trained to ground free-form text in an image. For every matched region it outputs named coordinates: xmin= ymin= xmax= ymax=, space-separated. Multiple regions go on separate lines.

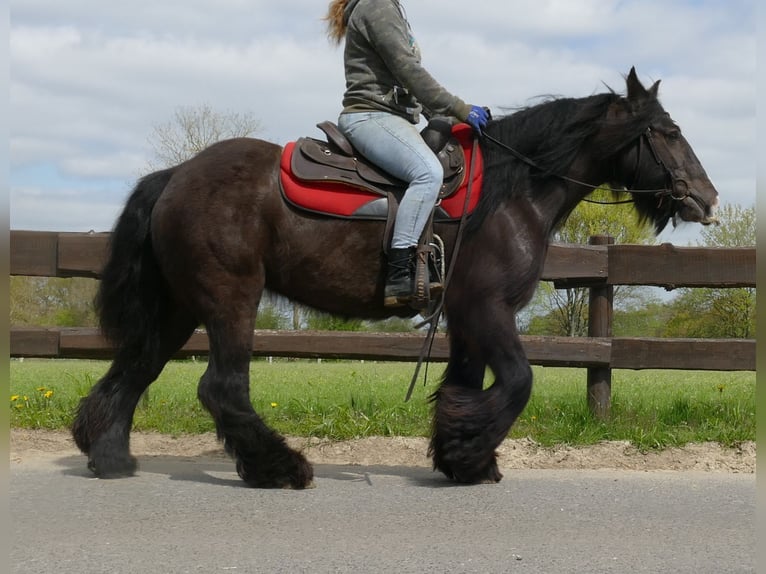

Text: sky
xmin=9 ymin=0 xmax=756 ymax=246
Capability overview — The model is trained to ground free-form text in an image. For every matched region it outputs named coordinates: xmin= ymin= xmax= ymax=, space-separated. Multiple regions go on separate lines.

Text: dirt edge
xmin=10 ymin=429 xmax=755 ymax=473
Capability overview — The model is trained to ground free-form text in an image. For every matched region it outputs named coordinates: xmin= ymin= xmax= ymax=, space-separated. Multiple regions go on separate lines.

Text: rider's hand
xmin=466 ymin=105 xmax=490 ymax=134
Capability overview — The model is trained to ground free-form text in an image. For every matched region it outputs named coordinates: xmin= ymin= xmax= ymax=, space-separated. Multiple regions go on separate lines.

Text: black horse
xmin=72 ymin=68 xmax=718 ymax=487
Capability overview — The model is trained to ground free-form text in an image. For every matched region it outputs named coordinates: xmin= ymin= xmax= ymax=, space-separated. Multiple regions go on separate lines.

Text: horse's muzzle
xmin=675 ymin=190 xmax=719 ymax=226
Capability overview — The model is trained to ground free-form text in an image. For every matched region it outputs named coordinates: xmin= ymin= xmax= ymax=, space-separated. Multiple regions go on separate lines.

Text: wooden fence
xmin=10 ymin=230 xmax=756 ymax=415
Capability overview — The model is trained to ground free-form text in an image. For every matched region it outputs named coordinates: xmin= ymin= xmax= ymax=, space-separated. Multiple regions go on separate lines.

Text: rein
xmin=404 ymin=135 xmax=481 ymax=402
xmin=482 ymin=128 xmax=687 ymax=205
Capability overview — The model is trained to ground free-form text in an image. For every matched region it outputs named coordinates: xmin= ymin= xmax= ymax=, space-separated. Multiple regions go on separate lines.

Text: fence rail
xmin=10 ymin=327 xmax=755 ymax=372
xmin=10 ymin=230 xmax=755 ymax=287
xmin=10 ymin=230 xmax=756 ymax=416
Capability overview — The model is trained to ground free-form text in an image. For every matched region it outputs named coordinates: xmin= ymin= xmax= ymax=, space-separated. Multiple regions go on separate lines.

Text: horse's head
xmin=612 ymin=68 xmax=719 ymax=232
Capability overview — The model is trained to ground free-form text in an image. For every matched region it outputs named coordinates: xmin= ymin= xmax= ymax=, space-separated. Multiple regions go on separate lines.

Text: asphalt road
xmin=11 ymin=453 xmax=755 ymax=574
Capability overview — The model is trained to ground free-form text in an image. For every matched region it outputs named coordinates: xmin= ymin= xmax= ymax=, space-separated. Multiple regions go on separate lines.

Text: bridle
xmin=482 ymin=127 xmax=693 ymax=208
xmin=404 ymin=125 xmax=699 ymax=400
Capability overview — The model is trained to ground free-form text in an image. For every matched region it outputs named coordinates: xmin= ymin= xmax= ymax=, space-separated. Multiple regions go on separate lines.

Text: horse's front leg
xmin=430 ymin=313 xmax=532 ymax=484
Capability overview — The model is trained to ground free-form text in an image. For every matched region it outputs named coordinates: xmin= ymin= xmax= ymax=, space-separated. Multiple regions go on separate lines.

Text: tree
xmin=525 ymin=188 xmax=655 ymax=336
xmin=612 ymin=300 xmax=675 ymax=337
xmin=148 ymin=104 xmax=305 ymax=329
xmin=664 ymin=203 xmax=756 ymax=338
xmin=10 ymin=105 xmax=266 ymax=329
xmin=10 ymin=276 xmax=99 ymax=327
xmin=147 ymin=103 xmax=263 ymax=169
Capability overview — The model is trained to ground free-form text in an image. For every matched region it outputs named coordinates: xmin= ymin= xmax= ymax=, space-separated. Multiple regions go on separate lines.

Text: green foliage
xmin=10 ymin=276 xmax=99 ymax=327
xmin=664 ymin=287 xmax=755 ymax=338
xmin=664 ymin=203 xmax=756 ymax=339
xmin=10 ymin=359 xmax=755 ymax=448
xmin=528 ymin=201 xmax=757 ymax=339
xmin=303 ymin=309 xmax=365 ymax=331
xmin=612 ymin=300 xmax=675 ymax=337
xmin=528 ymin=187 xmax=656 ymax=336
xmin=255 ymin=304 xmax=291 ymax=330
xmin=699 ymin=203 xmax=755 ymax=247
xmin=556 ymin=188 xmax=656 ymax=245
xmin=526 ymin=284 xmax=589 ymax=336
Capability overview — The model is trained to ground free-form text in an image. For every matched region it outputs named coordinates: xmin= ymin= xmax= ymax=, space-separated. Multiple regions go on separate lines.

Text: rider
xmin=325 ymin=0 xmax=489 ymax=307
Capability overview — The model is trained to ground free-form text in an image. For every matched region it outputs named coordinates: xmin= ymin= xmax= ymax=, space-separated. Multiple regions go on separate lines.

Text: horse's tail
xmin=96 ymin=167 xmax=176 ymax=353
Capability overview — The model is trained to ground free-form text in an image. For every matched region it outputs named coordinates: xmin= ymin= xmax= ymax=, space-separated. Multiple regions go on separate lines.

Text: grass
xmin=10 ymin=358 xmax=756 ymax=450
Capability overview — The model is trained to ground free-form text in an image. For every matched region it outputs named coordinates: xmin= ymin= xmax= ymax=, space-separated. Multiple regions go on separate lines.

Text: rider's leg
xmin=338 ymin=111 xmax=443 ymax=306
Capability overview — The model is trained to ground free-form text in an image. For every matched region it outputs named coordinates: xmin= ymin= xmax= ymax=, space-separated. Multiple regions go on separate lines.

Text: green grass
xmin=10 ymin=358 xmax=755 ymax=450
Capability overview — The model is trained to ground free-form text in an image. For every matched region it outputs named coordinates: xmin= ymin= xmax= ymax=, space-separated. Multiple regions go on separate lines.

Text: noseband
xmin=636 ymin=127 xmax=691 ymax=202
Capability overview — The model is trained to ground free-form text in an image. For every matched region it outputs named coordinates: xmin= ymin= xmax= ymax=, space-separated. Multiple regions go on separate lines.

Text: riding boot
xmin=384 ymin=247 xmax=415 ymax=307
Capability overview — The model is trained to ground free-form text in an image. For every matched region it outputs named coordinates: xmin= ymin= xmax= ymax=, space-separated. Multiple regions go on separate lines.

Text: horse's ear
xmin=625 ymin=67 xmax=661 ymax=110
xmin=648 ymin=79 xmax=661 ymax=99
xmin=626 ymin=66 xmax=647 ymax=100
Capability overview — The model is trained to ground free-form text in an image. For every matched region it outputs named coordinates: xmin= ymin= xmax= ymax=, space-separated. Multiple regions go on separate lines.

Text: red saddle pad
xmin=280 ymin=123 xmax=483 ymax=220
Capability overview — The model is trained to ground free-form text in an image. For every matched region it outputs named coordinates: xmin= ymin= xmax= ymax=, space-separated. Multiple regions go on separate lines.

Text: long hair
xmin=325 ymin=0 xmax=351 ymax=45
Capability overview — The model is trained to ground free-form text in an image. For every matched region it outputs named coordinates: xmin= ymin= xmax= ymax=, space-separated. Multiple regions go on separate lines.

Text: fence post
xmin=587 ymin=235 xmax=614 ymax=418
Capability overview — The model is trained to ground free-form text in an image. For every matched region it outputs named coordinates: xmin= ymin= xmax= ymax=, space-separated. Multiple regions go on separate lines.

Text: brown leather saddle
xmin=291 ymin=118 xmax=466 ymax=199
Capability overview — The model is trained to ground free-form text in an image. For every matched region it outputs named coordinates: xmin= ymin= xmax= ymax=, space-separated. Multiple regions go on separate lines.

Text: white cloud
xmin=10 ymin=185 xmax=124 ymax=232
xmin=9 ymin=0 xmax=756 ymax=234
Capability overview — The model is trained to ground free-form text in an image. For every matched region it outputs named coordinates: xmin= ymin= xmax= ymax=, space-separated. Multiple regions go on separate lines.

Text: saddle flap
xmin=292 ymin=137 xmax=403 ymax=192
xmin=297 ymin=137 xmax=356 ymax=172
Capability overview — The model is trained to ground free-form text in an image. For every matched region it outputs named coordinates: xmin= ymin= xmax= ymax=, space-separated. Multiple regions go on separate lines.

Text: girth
xmin=291 ymin=118 xmax=466 ymax=199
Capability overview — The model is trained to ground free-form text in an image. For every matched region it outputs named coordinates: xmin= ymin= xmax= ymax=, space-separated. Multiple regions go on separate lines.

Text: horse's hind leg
xmin=198 ymin=311 xmax=313 ymax=489
xmin=72 ymin=308 xmax=197 ymax=477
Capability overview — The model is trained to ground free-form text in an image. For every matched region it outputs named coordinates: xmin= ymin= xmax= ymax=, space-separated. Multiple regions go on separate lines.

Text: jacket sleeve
xmin=357 ymin=2 xmax=471 ymax=121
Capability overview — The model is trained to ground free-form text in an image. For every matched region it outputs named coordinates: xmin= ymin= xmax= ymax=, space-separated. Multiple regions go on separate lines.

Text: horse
xmin=72 ymin=67 xmax=718 ymax=488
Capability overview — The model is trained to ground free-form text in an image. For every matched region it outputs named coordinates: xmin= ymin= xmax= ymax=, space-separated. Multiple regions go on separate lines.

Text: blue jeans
xmin=338 ymin=112 xmax=443 ymax=249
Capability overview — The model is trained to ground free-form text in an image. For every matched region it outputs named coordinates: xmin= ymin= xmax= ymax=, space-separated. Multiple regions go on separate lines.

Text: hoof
xmin=283 ymin=480 xmax=317 ymax=490
xmin=431 ymin=441 xmax=503 ymax=484
xmin=236 ymin=450 xmax=314 ymax=489
xmin=87 ymin=453 xmax=138 ymax=479
xmin=445 ymin=462 xmax=503 ymax=485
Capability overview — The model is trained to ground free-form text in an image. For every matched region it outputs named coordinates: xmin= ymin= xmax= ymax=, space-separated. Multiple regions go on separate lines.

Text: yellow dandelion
xmin=37 ymin=387 xmax=47 ymax=392
xmin=530 ymin=415 xmax=537 ymax=421
xmin=44 ymin=390 xmax=54 ymax=399
xmin=10 ymin=395 xmax=19 ymax=402
xmin=270 ymin=402 xmax=278 ymax=408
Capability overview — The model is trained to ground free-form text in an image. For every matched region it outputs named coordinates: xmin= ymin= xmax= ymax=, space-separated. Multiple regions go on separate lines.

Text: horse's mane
xmin=470 ymin=89 xmax=666 ymax=230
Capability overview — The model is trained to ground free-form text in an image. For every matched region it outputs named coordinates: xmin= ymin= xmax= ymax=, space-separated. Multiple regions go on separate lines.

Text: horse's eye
xmin=666 ymin=130 xmax=681 ymax=142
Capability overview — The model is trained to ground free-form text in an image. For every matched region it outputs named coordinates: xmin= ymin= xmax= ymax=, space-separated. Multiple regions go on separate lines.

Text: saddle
xmin=279 ymin=120 xmax=483 ymax=222
xmin=279 ymin=120 xmax=484 ymax=310
xmin=292 ymin=118 xmax=466 ymax=200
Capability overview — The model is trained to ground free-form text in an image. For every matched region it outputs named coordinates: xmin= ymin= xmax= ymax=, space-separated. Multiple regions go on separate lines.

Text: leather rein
xmin=405 ymin=135 xmax=480 ymax=401
xmin=482 ymin=127 xmax=693 ymax=207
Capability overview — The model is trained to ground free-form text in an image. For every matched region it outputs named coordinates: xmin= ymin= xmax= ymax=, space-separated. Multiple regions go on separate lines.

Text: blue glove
xmin=466 ymin=105 xmax=489 ymax=133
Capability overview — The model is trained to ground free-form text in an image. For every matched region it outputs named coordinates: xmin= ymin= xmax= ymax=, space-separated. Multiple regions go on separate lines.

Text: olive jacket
xmin=341 ymin=0 xmax=471 ymax=124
